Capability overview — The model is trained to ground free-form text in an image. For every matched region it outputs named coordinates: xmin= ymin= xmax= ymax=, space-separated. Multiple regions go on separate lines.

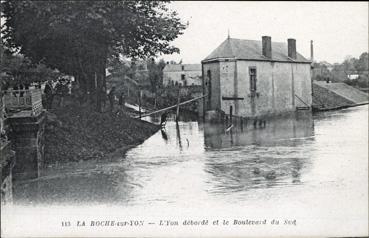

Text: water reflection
xmin=203 ymin=111 xmax=314 ymax=149
xmin=13 ymin=164 xmax=135 ymax=205
xmin=201 ymin=112 xmax=314 ymax=197
xmin=203 ymin=149 xmax=309 ymax=196
xmin=160 ymin=129 xmax=169 ymax=142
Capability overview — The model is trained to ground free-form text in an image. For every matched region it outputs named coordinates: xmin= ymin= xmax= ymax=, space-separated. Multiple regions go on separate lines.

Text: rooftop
xmin=203 ymin=38 xmax=311 ymax=63
xmin=163 ymin=64 xmax=201 ymax=72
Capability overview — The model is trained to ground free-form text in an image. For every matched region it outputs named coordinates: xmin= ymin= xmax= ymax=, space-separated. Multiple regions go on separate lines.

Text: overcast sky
xmin=160 ymin=1 xmax=368 ymax=64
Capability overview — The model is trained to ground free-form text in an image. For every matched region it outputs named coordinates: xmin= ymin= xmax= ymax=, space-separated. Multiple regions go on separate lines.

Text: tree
xmin=342 ymin=56 xmax=357 ymax=73
xmin=146 ymin=58 xmax=167 ymax=108
xmin=355 ymin=52 xmax=369 ymax=72
xmin=312 ymin=61 xmax=333 ymax=82
xmin=107 ymin=57 xmax=132 ymax=81
xmin=2 ymin=0 xmax=186 ymax=112
xmin=1 ymin=43 xmax=59 ymax=87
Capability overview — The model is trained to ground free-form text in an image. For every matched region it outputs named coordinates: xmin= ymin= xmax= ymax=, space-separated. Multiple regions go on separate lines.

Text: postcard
xmin=1 ymin=1 xmax=368 ymax=237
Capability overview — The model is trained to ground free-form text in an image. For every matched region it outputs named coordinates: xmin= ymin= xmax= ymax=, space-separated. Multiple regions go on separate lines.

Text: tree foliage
xmin=1 ymin=0 xmax=186 ymax=111
xmin=147 ymin=58 xmax=166 ymax=92
xmin=0 ymin=43 xmax=60 ymax=87
xmin=312 ymin=52 xmax=368 ymax=88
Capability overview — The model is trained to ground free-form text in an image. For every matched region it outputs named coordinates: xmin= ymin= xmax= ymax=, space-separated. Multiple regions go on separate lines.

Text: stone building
xmin=202 ymin=36 xmax=312 ymax=118
xmin=163 ymin=64 xmax=202 ymax=87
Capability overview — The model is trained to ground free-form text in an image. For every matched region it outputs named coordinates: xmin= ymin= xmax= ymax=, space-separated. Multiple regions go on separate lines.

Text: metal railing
xmin=3 ymin=89 xmax=43 ymax=116
xmin=294 ymin=94 xmax=310 ymax=107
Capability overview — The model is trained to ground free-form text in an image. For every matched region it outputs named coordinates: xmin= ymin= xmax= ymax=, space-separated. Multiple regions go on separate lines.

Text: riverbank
xmin=44 ymin=104 xmax=160 ymax=164
xmin=312 ymin=81 xmax=368 ymax=111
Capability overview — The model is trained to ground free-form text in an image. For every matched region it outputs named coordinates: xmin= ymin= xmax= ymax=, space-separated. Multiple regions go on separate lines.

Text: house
xmin=347 ymin=73 xmax=359 ymax=80
xmin=345 ymin=70 xmax=368 ymax=81
xmin=201 ymin=36 xmax=312 ymax=118
xmin=163 ymin=64 xmax=202 ymax=87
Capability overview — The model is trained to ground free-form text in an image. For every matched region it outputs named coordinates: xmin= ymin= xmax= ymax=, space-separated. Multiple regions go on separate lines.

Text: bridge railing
xmin=3 ymin=89 xmax=43 ymax=116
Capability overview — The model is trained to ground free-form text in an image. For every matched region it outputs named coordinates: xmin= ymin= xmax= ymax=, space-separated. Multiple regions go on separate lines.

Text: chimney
xmin=287 ymin=38 xmax=297 ymax=59
xmin=310 ymin=40 xmax=314 ymax=62
xmin=262 ymin=36 xmax=272 ymax=58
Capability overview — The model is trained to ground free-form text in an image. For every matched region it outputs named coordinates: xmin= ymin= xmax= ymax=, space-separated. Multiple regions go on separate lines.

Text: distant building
xmin=345 ymin=71 xmax=368 ymax=81
xmin=347 ymin=73 xmax=359 ymax=80
xmin=202 ymin=36 xmax=312 ymax=118
xmin=163 ymin=64 xmax=202 ymax=87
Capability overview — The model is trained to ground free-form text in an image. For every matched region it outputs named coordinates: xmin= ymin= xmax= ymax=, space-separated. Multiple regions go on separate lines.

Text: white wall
xmin=163 ymin=70 xmax=202 ymax=86
xmin=219 ymin=60 xmax=312 ymax=117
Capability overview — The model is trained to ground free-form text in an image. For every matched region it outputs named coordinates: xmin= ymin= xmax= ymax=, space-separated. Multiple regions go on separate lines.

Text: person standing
xmin=160 ymin=111 xmax=168 ymax=128
xmin=19 ymin=83 xmax=25 ymax=97
xmin=60 ymin=81 xmax=69 ymax=107
xmin=72 ymin=82 xmax=84 ymax=105
xmin=55 ymin=80 xmax=63 ymax=107
xmin=107 ymin=86 xmax=116 ymax=112
xmin=101 ymin=86 xmax=107 ymax=109
xmin=44 ymin=80 xmax=54 ymax=109
xmin=12 ymin=84 xmax=19 ymax=97
xmin=118 ymin=91 xmax=125 ymax=110
xmin=71 ymin=81 xmax=78 ymax=100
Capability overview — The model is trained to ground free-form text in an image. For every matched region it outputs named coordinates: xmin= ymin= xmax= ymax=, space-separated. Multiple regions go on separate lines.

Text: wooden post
xmin=176 ymin=120 xmax=182 ymax=151
xmin=230 ymin=106 xmax=233 ymax=126
xmin=138 ymin=90 xmax=142 ymax=119
xmin=176 ymin=86 xmax=181 ymax=122
xmin=94 ymin=72 xmax=98 ymax=109
xmin=201 ymin=64 xmax=206 ymax=121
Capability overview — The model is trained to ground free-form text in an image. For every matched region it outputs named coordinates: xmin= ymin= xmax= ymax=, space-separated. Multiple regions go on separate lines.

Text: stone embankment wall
xmin=312 ymin=81 xmax=368 ymax=110
xmin=1 ymin=141 xmax=15 ymax=205
xmin=7 ymin=112 xmax=46 ymax=180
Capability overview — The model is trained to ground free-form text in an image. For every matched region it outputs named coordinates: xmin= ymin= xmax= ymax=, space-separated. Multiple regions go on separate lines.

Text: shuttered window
xmin=249 ymin=67 xmax=257 ymax=92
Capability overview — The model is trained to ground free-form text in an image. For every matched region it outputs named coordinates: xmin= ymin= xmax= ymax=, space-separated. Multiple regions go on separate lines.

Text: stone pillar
xmin=1 ymin=140 xmax=16 ymax=204
xmin=7 ymin=112 xmax=46 ymax=180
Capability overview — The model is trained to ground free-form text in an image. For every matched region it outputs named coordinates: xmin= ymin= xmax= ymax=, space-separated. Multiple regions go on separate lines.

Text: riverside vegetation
xmin=44 ymin=102 xmax=159 ymax=164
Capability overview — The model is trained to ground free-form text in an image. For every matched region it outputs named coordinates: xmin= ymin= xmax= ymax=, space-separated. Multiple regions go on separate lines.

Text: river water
xmin=6 ymin=105 xmax=368 ymax=236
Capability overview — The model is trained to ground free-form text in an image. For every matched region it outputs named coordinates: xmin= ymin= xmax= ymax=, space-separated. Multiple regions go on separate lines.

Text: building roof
xmin=203 ymin=38 xmax=311 ymax=63
xmin=163 ymin=64 xmax=201 ymax=72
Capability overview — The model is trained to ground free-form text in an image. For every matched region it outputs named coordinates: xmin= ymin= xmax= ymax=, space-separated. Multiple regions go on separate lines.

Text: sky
xmin=159 ymin=1 xmax=368 ymax=64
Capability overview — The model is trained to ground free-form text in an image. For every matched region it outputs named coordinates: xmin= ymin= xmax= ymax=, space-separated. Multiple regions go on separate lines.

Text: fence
xmin=4 ymin=89 xmax=43 ymax=116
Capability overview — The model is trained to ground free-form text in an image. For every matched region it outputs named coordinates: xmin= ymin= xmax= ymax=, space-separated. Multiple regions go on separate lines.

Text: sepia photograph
xmin=0 ymin=1 xmax=368 ymax=237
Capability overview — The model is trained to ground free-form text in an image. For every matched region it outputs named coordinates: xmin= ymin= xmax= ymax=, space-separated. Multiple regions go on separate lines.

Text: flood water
xmin=11 ymin=106 xmax=368 ymax=223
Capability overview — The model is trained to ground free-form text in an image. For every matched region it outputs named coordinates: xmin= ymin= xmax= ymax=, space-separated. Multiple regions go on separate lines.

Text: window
xmin=181 ymin=74 xmax=185 ymax=80
xmin=249 ymin=67 xmax=257 ymax=92
xmin=181 ymin=65 xmax=185 ymax=71
xmin=207 ymin=70 xmax=212 ymax=108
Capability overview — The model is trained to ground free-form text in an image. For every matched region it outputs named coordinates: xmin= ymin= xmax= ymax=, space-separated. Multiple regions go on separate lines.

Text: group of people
xmin=44 ymin=79 xmax=70 ymax=109
xmin=12 ymin=83 xmax=30 ymax=97
xmin=44 ymin=80 xmax=127 ymax=112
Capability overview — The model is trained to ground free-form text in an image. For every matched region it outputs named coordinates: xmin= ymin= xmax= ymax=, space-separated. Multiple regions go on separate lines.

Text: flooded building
xmin=163 ymin=64 xmax=202 ymax=87
xmin=202 ymin=36 xmax=312 ymax=118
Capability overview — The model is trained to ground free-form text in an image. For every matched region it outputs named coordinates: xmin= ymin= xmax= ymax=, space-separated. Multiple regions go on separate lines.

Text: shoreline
xmin=44 ymin=103 xmax=160 ymax=165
